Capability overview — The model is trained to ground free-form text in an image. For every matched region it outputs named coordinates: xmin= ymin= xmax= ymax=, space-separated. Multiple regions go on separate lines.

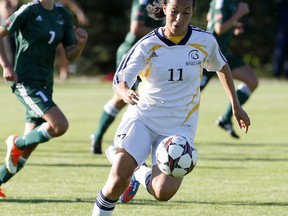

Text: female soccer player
xmin=92 ymin=0 xmax=250 ymax=215
xmin=0 ymin=0 xmax=88 ymax=198
xmin=200 ymin=0 xmax=258 ymax=139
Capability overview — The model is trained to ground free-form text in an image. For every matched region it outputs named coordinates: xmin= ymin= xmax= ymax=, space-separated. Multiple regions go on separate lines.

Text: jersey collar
xmin=155 ymin=25 xmax=192 ymax=46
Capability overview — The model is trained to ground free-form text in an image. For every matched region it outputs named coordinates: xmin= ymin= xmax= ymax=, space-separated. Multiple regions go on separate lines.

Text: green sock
xmin=222 ymin=87 xmax=250 ymax=123
xmin=0 ymin=157 xmax=26 ymax=185
xmin=94 ymin=110 xmax=116 ymax=141
xmin=15 ymin=125 xmax=49 ymax=149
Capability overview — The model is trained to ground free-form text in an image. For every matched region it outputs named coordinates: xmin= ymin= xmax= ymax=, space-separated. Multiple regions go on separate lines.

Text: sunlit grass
xmin=0 ymin=78 xmax=287 ymax=216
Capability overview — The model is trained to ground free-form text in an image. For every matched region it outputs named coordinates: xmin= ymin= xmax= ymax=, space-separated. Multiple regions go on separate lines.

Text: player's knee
xmin=110 ymin=175 xmax=130 ymax=195
xmin=153 ymin=189 xmax=174 ymax=202
xmin=152 ymin=184 xmax=176 ymax=201
xmin=53 ymin=120 xmax=69 ymax=136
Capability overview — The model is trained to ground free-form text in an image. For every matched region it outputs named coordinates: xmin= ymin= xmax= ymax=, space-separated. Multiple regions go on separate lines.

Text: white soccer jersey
xmin=113 ymin=25 xmax=227 ymax=140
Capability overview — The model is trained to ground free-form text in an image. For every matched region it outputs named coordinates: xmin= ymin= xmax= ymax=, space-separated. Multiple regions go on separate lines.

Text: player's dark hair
xmin=147 ymin=0 xmax=196 ymax=20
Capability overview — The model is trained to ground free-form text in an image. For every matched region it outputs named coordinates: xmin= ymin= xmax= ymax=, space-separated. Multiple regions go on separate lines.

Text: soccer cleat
xmin=5 ymin=135 xmax=23 ymax=174
xmin=90 ymin=134 xmax=102 ymax=154
xmin=120 ymin=175 xmax=140 ymax=203
xmin=0 ymin=188 xmax=6 ymax=198
xmin=216 ymin=117 xmax=240 ymax=139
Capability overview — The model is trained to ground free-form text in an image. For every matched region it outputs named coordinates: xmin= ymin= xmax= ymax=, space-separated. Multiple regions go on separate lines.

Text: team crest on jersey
xmin=186 ymin=50 xmax=201 ymax=66
xmin=35 ymin=15 xmax=43 ymax=21
xmin=57 ymin=15 xmax=65 ymax=25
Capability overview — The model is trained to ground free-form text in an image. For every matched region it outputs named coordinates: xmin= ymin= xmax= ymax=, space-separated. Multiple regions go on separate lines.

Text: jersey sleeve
xmin=203 ymin=34 xmax=227 ymax=72
xmin=2 ymin=4 xmax=30 ymax=34
xmin=113 ymin=43 xmax=145 ymax=89
xmin=62 ymin=9 xmax=76 ymax=47
xmin=130 ymin=0 xmax=148 ymax=21
xmin=213 ymin=0 xmax=226 ymax=24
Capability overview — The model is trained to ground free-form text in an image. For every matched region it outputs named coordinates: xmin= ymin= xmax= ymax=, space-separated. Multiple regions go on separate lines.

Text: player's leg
xmin=92 ymin=118 xmax=152 ymax=215
xmin=5 ymin=107 xmax=68 ymax=174
xmin=217 ymin=57 xmax=258 ymax=138
xmin=92 ymin=149 xmax=137 ymax=216
xmin=90 ymin=93 xmax=126 ymax=154
xmin=90 ymin=41 xmax=134 ymax=155
xmin=5 ymin=84 xmax=68 ymax=174
xmin=200 ymin=68 xmax=216 ymax=91
xmin=0 ymin=121 xmax=38 ymax=195
xmin=133 ymin=135 xmax=191 ymax=201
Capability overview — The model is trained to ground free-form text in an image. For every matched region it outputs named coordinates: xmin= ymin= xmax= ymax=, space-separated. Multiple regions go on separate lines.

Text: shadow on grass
xmin=126 ymin=199 xmax=288 ymax=207
xmin=1 ymin=198 xmax=287 ymax=207
xmin=200 ymin=157 xmax=288 ymax=162
xmin=24 ymin=163 xmax=111 ymax=168
xmin=0 ymin=197 xmax=93 ymax=203
xmin=196 ymin=141 xmax=288 ymax=147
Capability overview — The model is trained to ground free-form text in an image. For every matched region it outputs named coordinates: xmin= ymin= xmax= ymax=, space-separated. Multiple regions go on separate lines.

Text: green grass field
xmin=0 ymin=78 xmax=287 ymax=216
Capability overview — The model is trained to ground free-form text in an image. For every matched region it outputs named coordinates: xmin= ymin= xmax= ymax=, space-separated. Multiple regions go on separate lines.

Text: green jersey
xmin=125 ymin=0 xmax=163 ymax=45
xmin=117 ymin=0 xmax=164 ymax=66
xmin=207 ymin=0 xmax=237 ymax=55
xmin=3 ymin=1 xmax=75 ymax=86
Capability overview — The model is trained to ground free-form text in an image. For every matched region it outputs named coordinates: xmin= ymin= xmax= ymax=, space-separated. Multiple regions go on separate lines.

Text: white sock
xmin=38 ymin=122 xmax=53 ymax=139
xmin=134 ymin=165 xmax=152 ymax=190
xmin=104 ymin=100 xmax=120 ymax=117
xmin=92 ymin=190 xmax=117 ymax=216
xmin=237 ymin=83 xmax=251 ymax=96
xmin=92 ymin=204 xmax=112 ymax=216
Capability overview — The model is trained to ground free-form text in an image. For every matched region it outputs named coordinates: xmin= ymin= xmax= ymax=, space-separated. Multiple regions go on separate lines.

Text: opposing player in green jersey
xmin=90 ymin=0 xmax=163 ymax=154
xmin=0 ymin=0 xmax=88 ymax=198
xmin=200 ymin=0 xmax=258 ymax=138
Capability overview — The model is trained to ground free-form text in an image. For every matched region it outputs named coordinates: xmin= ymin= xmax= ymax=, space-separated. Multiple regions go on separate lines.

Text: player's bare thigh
xmin=232 ymin=65 xmax=259 ymax=91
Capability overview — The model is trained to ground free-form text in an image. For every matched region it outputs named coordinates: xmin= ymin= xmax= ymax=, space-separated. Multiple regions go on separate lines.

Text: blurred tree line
xmin=63 ymin=0 xmax=278 ymax=77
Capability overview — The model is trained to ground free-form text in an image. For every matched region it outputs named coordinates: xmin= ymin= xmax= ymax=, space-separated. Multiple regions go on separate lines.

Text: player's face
xmin=163 ymin=0 xmax=193 ymax=37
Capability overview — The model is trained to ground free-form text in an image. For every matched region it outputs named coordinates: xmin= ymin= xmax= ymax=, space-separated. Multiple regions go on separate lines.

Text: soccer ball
xmin=156 ymin=135 xmax=197 ymax=178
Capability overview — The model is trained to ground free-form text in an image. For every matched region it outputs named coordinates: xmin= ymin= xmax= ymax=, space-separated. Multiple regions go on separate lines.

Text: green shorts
xmin=226 ymin=54 xmax=245 ymax=70
xmin=12 ymin=83 xmax=56 ymax=125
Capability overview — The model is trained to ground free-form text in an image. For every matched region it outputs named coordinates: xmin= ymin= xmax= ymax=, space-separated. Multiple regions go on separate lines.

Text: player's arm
xmin=115 ymin=81 xmax=139 ymax=105
xmin=214 ymin=2 xmax=249 ymax=35
xmin=0 ymin=26 xmax=17 ymax=83
xmin=130 ymin=20 xmax=155 ymax=37
xmin=130 ymin=2 xmax=155 ymax=37
xmin=64 ymin=27 xmax=88 ymax=62
xmin=216 ymin=64 xmax=250 ymax=132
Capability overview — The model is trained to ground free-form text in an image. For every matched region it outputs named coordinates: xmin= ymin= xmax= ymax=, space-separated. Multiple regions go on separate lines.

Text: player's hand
xmin=3 ymin=66 xmax=18 ymax=83
xmin=233 ymin=107 xmax=250 ymax=133
xmin=234 ymin=22 xmax=244 ymax=36
xmin=236 ymin=2 xmax=249 ymax=19
xmin=74 ymin=27 xmax=88 ymax=45
xmin=123 ymin=89 xmax=139 ymax=105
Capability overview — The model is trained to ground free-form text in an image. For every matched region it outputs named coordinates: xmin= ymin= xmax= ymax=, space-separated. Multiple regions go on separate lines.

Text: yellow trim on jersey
xmin=142 ymin=64 xmax=152 ymax=78
xmin=148 ymin=45 xmax=163 ymax=53
xmin=184 ymin=86 xmax=200 ymax=124
xmin=143 ymin=45 xmax=163 ymax=78
xmin=167 ymin=36 xmax=185 ymax=44
xmin=147 ymin=45 xmax=163 ymax=62
xmin=183 ymin=65 xmax=201 ymax=124
xmin=184 ymin=102 xmax=200 ymax=124
xmin=189 ymin=44 xmax=208 ymax=57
